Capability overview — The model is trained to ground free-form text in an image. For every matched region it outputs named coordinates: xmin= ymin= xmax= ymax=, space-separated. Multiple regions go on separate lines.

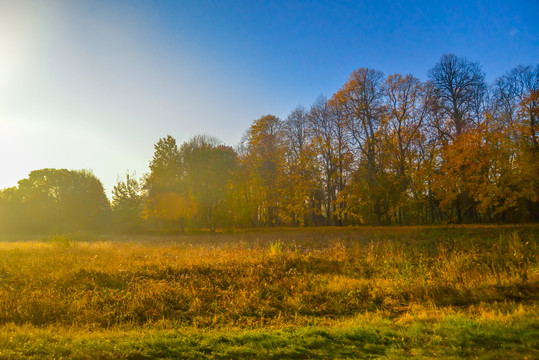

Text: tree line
xmin=1 ymin=54 xmax=537 ymax=233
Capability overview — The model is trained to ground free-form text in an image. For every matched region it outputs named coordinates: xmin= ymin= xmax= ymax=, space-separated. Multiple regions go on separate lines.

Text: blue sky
xmin=0 ymin=0 xmax=537 ymax=195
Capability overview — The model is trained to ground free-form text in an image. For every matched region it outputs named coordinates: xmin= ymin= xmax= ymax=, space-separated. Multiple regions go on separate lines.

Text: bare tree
xmin=385 ymin=74 xmax=432 ymax=179
xmin=384 ymin=73 xmax=434 ymax=223
xmin=428 ymin=53 xmax=486 ymax=138
xmin=492 ymin=65 xmax=539 ymax=148
xmin=327 ymin=101 xmax=352 ymax=225
xmin=308 ymin=96 xmax=336 ymax=225
xmin=284 ymin=105 xmax=309 ymax=164
xmin=283 ymin=105 xmax=320 ymax=225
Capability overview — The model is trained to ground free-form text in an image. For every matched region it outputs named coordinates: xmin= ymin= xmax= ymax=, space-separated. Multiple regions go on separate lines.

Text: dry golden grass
xmin=0 ymin=225 xmax=537 ymax=358
xmin=0 ymin=225 xmax=537 ymax=327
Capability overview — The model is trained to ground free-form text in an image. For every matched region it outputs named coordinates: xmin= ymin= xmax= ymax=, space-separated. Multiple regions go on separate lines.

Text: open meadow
xmin=2 ymin=1 xmax=538 ymax=359
xmin=0 ymin=225 xmax=538 ymax=359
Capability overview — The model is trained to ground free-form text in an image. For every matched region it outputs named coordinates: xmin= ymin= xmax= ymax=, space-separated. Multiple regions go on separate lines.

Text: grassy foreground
xmin=0 ymin=225 xmax=538 ymax=359
xmin=1 ymin=304 xmax=538 ymax=359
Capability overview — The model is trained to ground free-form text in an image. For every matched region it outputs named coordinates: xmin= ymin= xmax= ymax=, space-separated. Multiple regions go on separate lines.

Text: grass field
xmin=0 ymin=225 xmax=538 ymax=359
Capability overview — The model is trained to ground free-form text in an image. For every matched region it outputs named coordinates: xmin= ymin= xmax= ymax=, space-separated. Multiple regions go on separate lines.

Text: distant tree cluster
xmin=0 ymin=169 xmax=110 ymax=233
xmin=134 ymin=134 xmax=237 ymax=233
xmin=1 ymin=54 xmax=537 ymax=233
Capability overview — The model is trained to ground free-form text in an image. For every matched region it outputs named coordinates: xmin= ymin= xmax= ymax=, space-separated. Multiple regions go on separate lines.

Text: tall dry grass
xmin=0 ymin=226 xmax=536 ymax=329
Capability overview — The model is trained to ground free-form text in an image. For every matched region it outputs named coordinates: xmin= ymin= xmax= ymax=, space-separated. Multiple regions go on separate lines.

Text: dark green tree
xmin=145 ymin=135 xmax=183 ymax=196
xmin=2 ymin=169 xmax=110 ymax=233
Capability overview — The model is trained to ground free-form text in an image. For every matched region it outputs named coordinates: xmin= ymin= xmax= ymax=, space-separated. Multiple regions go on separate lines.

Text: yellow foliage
xmin=143 ymin=192 xmax=196 ymax=221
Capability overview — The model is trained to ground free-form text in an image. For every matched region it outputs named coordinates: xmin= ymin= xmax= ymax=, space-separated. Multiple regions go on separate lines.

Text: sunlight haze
xmin=1 ymin=0 xmax=537 ymax=194
xmin=0 ymin=2 xmax=538 ymax=358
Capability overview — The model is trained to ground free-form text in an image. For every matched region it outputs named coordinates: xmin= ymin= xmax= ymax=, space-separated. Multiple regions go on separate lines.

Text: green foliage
xmin=0 ymin=169 xmax=110 ymax=234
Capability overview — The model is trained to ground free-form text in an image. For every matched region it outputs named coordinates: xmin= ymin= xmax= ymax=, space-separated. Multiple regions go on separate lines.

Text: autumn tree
xmin=518 ymin=90 xmax=539 ymax=220
xmin=331 ymin=68 xmax=389 ymax=225
xmin=5 ymin=55 xmax=537 ymax=233
xmin=490 ymin=65 xmax=539 ymax=220
xmin=306 ymin=97 xmax=337 ymax=225
xmin=144 ymin=135 xmax=193 ymax=232
xmin=327 ymin=101 xmax=353 ymax=225
xmin=282 ymin=105 xmax=332 ymax=226
xmin=384 ymin=74 xmax=433 ymax=223
xmin=492 ymin=65 xmax=539 ymax=147
xmin=282 ymin=106 xmax=316 ymax=225
xmin=229 ymin=143 xmax=261 ymax=227
xmin=181 ymin=135 xmax=237 ymax=231
xmin=243 ymin=115 xmax=287 ymax=226
xmin=144 ymin=192 xmax=195 ymax=233
xmin=427 ymin=54 xmax=487 ymax=223
xmin=306 ymin=97 xmax=353 ymax=225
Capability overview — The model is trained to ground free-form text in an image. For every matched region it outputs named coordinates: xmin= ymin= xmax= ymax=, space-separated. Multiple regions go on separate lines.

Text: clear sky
xmin=1 ymin=0 xmax=537 ymax=196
